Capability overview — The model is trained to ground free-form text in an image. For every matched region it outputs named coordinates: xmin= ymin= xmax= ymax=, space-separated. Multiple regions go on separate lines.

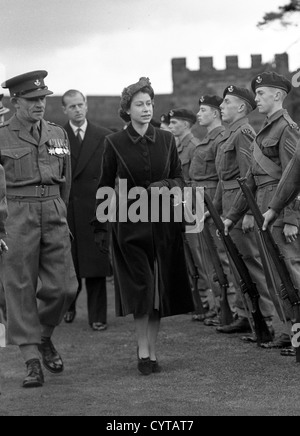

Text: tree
xmin=258 ymin=0 xmax=300 ymax=27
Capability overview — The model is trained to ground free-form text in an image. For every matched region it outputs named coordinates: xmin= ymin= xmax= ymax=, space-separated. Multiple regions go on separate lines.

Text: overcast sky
xmin=1 ymin=0 xmax=299 ymax=96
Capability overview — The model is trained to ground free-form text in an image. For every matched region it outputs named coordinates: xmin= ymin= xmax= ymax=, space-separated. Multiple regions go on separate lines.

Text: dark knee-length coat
xmin=95 ymin=122 xmax=194 ymax=318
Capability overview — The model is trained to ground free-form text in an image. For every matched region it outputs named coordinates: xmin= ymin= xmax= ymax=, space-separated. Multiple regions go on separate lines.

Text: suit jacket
xmin=65 ymin=121 xmax=112 ymax=278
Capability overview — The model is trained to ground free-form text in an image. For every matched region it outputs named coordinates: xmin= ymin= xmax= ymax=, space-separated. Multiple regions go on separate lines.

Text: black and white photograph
xmin=0 ymin=0 xmax=300 ymax=419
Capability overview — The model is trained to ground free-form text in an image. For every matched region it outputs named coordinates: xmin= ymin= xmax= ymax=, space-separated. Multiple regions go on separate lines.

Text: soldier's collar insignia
xmin=228 ymin=86 xmax=234 ymax=93
xmin=256 ymin=76 xmax=263 ymax=84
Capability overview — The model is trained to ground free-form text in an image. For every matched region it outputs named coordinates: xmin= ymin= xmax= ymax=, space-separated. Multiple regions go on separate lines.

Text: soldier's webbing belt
xmin=253 ymin=142 xmax=281 ymax=181
xmin=221 ymin=180 xmax=240 ymax=190
xmin=7 ymin=185 xmax=60 ymax=198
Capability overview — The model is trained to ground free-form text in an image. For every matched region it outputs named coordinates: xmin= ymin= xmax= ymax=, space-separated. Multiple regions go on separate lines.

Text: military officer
xmin=190 ymin=95 xmax=236 ymax=325
xmin=168 ymin=108 xmax=197 ymax=181
xmin=225 ymin=73 xmax=300 ymax=352
xmin=0 ymin=94 xmax=10 ymax=126
xmin=0 ymin=71 xmax=77 ymax=388
xmin=213 ymin=85 xmax=275 ymax=336
xmin=168 ymin=107 xmax=215 ymax=318
xmin=263 ymin=142 xmax=300 ymax=227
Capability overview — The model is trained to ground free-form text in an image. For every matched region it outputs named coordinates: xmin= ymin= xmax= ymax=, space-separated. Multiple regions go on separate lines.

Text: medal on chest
xmin=47 ymin=139 xmax=70 ymax=156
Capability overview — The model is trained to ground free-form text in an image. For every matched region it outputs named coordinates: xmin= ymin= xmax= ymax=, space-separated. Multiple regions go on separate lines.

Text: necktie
xmin=76 ymin=128 xmax=83 ymax=145
xmin=31 ymin=124 xmax=40 ymax=143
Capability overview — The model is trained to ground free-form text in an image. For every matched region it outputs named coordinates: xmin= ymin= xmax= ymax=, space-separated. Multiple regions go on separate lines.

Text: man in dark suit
xmin=62 ymin=90 xmax=112 ymax=331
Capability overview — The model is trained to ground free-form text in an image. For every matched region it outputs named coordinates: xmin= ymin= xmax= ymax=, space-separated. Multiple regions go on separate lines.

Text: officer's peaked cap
xmin=1 ymin=70 xmax=53 ymax=99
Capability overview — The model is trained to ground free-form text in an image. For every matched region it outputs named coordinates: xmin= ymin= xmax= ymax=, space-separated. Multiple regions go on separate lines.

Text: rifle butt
xmin=220 ymin=288 xmax=234 ymax=326
xmin=252 ymin=311 xmax=273 ymax=346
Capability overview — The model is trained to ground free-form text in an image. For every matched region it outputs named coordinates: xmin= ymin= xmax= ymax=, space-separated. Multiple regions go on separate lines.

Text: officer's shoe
xmin=23 ymin=359 xmax=44 ymax=389
xmin=242 ymin=326 xmax=275 ymax=344
xmin=216 ymin=317 xmax=251 ymax=334
xmin=38 ymin=337 xmax=64 ymax=374
xmin=260 ymin=333 xmax=291 ymax=349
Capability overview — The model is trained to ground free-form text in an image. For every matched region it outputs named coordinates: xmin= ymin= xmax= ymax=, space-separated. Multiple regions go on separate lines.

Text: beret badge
xmin=228 ymin=86 xmax=234 ymax=93
xmin=256 ymin=76 xmax=263 ymax=84
xmin=169 ymin=110 xmax=174 ymax=117
xmin=200 ymin=96 xmax=205 ymax=103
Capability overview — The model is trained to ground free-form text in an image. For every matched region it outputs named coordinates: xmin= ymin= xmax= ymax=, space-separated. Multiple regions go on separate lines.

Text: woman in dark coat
xmin=94 ymin=78 xmax=194 ymax=375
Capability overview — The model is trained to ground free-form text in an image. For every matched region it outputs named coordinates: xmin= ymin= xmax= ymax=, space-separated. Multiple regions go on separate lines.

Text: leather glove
xmin=95 ymin=231 xmax=109 ymax=255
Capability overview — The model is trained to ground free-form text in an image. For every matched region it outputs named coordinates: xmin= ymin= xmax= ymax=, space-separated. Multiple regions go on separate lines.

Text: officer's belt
xmin=7 ymin=185 xmax=60 ymax=198
xmin=192 ymin=180 xmax=218 ymax=189
xmin=254 ymin=175 xmax=279 ymax=188
xmin=253 ymin=142 xmax=281 ymax=180
xmin=221 ymin=180 xmax=240 ymax=190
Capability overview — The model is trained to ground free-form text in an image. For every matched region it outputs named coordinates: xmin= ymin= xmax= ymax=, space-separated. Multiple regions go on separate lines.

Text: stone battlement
xmin=172 ymin=53 xmax=289 ymax=74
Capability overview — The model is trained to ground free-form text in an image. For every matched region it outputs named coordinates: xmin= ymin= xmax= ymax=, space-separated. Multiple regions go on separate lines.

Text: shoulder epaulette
xmin=241 ymin=128 xmax=256 ymax=141
xmin=283 ymin=113 xmax=299 ymax=130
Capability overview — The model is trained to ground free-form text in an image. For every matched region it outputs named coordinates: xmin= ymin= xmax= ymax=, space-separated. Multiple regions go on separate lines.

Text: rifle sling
xmin=253 ymin=142 xmax=281 ymax=181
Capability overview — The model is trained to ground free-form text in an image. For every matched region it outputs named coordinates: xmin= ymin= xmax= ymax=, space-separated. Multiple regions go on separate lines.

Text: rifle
xmin=204 ymin=191 xmax=273 ymax=346
xmin=237 ymin=177 xmax=300 ymax=362
xmin=202 ymin=223 xmax=234 ymax=326
xmin=183 ymin=235 xmax=206 ymax=320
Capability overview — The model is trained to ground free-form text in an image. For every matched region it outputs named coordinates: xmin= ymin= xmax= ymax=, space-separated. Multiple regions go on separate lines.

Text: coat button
xmin=141 ymin=139 xmax=147 ymax=145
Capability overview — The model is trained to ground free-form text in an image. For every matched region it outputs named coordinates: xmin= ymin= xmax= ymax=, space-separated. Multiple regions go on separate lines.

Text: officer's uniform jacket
xmin=213 ymin=116 xmax=255 ymax=217
xmin=176 ymin=132 xmax=198 ymax=181
xmin=228 ymin=109 xmax=300 ymax=228
xmin=0 ymin=115 xmax=71 ymax=205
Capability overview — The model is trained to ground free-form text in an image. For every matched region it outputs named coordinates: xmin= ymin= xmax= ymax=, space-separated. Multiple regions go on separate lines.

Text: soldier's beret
xmin=223 ymin=85 xmax=256 ymax=110
xmin=0 ymin=94 xmax=9 ymax=115
xmin=251 ymin=72 xmax=292 ymax=94
xmin=1 ymin=70 xmax=53 ymax=99
xmin=168 ymin=108 xmax=197 ymax=125
xmin=119 ymin=77 xmax=154 ymax=122
xmin=199 ymin=95 xmax=223 ymax=110
xmin=160 ymin=113 xmax=170 ymax=124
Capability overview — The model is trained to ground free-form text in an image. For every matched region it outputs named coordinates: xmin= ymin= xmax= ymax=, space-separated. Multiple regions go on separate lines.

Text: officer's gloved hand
xmin=95 ymin=231 xmax=109 ymax=255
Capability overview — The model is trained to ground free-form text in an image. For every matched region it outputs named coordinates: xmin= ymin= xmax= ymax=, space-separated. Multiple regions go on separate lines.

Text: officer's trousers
xmin=231 ymin=227 xmax=275 ymax=320
xmin=3 ymin=197 xmax=77 ymax=346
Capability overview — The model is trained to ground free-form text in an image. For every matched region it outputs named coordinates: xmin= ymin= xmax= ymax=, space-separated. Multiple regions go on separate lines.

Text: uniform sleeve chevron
xmin=240 ymin=148 xmax=252 ymax=160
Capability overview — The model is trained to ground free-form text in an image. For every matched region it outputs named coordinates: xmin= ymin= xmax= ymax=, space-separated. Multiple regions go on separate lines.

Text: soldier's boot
xmin=216 ymin=317 xmax=252 ymax=334
xmin=38 ymin=337 xmax=64 ymax=374
xmin=23 ymin=359 xmax=44 ymax=389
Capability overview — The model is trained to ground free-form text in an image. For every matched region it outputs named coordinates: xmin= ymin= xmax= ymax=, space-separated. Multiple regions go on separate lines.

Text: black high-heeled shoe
xmin=151 ymin=360 xmax=162 ymax=374
xmin=137 ymin=348 xmax=152 ymax=376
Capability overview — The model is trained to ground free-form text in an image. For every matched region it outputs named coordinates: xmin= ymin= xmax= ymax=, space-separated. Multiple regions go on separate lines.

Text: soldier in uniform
xmin=213 ymin=85 xmax=275 ymax=336
xmin=168 ymin=108 xmax=197 ymax=181
xmin=0 ymin=164 xmax=8 ymax=331
xmin=0 ymin=71 xmax=77 ymax=388
xmin=169 ymin=107 xmax=215 ymax=318
xmin=0 ymin=94 xmax=10 ymax=126
xmin=190 ymin=95 xmax=236 ymax=325
xmin=263 ymin=143 xmax=300 ymax=226
xmin=225 ymin=73 xmax=300 ymax=352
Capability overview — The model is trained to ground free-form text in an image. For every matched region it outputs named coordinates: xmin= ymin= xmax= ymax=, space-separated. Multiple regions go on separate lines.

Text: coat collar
xmin=8 ymin=115 xmax=52 ymax=146
xmin=257 ymin=109 xmax=286 ymax=136
xmin=126 ymin=122 xmax=156 ymax=144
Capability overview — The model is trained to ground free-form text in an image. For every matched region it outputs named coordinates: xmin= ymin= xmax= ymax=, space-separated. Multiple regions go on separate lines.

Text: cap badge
xmin=228 ymin=86 xmax=234 ymax=93
xmin=256 ymin=76 xmax=263 ymax=84
xmin=200 ymin=97 xmax=205 ymax=103
xmin=34 ymin=80 xmax=41 ymax=87
xmin=169 ymin=110 xmax=174 ymax=117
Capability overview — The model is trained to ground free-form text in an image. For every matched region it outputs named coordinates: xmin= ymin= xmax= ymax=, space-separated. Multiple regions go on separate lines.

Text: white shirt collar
xmin=70 ymin=119 xmax=88 ymax=137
